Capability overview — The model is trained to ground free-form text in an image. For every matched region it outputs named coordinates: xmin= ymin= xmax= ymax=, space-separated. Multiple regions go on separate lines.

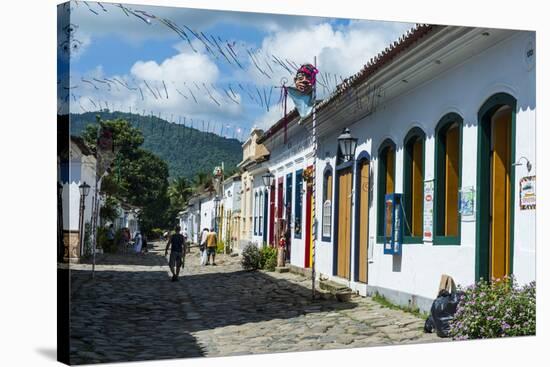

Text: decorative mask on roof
xmin=213 ymin=166 xmax=223 ymax=177
xmin=293 ymin=64 xmax=318 ymax=94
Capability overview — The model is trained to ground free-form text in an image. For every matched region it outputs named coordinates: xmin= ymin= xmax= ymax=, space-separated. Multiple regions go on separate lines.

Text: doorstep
xmin=275 ymin=266 xmax=290 ymax=273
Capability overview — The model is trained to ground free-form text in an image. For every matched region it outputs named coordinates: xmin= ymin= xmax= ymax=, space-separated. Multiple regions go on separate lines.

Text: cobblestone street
xmin=69 ymin=242 xmax=441 ymax=364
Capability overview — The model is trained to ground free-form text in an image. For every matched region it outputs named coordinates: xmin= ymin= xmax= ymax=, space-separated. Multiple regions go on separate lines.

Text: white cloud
xmin=248 ymin=21 xmax=413 ymax=89
xmin=69 ymin=2 xmax=326 ymax=46
xmin=66 ymin=8 xmax=413 ymax=136
xmin=130 ymin=50 xmax=218 ymax=85
xmin=250 ymin=20 xmax=414 ymax=129
xmin=73 ymin=48 xmax=244 ymax=125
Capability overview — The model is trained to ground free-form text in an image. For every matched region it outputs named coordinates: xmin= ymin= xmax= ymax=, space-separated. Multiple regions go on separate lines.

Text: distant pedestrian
xmin=119 ymin=227 xmax=130 ymax=254
xmin=106 ymin=224 xmax=115 ymax=251
xmin=183 ymin=228 xmax=191 ymax=254
xmin=205 ymin=228 xmax=218 ymax=266
xmin=133 ymin=231 xmax=143 ymax=253
xmin=165 ymin=225 xmax=186 ymax=281
xmin=142 ymin=233 xmax=148 ymax=253
xmin=199 ymin=227 xmax=209 ymax=266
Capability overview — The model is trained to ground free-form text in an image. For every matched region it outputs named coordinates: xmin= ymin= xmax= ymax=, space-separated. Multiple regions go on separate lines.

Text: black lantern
xmin=337 ymin=128 xmax=358 ymax=162
xmin=79 ymin=181 xmax=91 ymax=198
xmin=262 ymin=171 xmax=275 ymax=188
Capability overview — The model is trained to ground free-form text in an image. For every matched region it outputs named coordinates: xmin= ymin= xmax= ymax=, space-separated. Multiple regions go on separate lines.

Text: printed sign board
xmin=384 ymin=193 xmax=403 ymax=256
xmin=459 ymin=186 xmax=475 ymax=219
xmin=423 ymin=180 xmax=434 ymax=242
xmin=519 ymin=176 xmax=536 ymax=210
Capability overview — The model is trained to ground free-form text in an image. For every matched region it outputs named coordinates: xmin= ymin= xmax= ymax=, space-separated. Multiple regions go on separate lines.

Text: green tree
xmin=81 ymin=117 xmax=171 ymax=235
xmin=82 ymin=116 xmax=144 ymax=154
xmin=99 ymin=196 xmax=120 ymax=224
xmin=192 ymin=171 xmax=213 ymax=192
xmin=168 ymin=176 xmax=193 ymax=208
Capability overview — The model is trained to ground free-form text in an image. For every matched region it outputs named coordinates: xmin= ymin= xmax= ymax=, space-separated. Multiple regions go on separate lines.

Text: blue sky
xmin=58 ymin=1 xmax=413 ymax=140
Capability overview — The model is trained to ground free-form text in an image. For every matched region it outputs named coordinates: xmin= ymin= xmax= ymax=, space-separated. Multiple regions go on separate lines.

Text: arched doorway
xmin=304 ymin=165 xmax=314 ymax=268
xmin=335 ymin=166 xmax=353 ymax=279
xmin=334 ymin=141 xmax=354 ymax=280
xmin=354 ymin=152 xmax=371 ymax=283
xmin=477 ymin=93 xmax=516 ymax=281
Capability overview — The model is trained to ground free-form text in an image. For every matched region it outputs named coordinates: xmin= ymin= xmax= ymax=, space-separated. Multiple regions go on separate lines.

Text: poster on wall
xmin=383 ymin=193 xmax=403 ymax=256
xmin=384 ymin=196 xmax=394 ymax=253
xmin=423 ymin=180 xmax=434 ymax=242
xmin=459 ymin=186 xmax=476 ymax=220
xmin=519 ymin=175 xmax=536 ymax=210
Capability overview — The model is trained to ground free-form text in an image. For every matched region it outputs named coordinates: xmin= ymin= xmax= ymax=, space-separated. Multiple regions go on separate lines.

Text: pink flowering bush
xmin=449 ymin=276 xmax=536 ymax=340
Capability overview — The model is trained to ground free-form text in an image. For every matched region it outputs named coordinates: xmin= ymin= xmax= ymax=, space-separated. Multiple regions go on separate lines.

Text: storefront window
xmin=403 ymin=128 xmax=425 ymax=242
xmin=434 ymin=113 xmax=463 ymax=245
xmin=322 ymin=167 xmax=333 ymax=240
xmin=376 ymin=139 xmax=396 ymax=242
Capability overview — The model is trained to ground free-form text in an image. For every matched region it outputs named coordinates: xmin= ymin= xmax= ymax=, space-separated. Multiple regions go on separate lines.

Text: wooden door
xmin=357 ymin=160 xmax=369 ymax=283
xmin=305 ymin=183 xmax=313 ymax=268
xmin=337 ymin=168 xmax=352 ymax=279
xmin=490 ymin=106 xmax=512 ymax=280
xmin=269 ymin=185 xmax=275 ymax=246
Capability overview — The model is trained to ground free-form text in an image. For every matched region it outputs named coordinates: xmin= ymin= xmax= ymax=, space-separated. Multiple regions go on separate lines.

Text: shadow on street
xmin=68 ymin=245 xmax=357 ymax=364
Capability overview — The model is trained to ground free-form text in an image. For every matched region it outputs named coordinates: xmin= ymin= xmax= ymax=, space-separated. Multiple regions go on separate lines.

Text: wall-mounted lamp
xmin=513 ymin=156 xmax=532 ymax=173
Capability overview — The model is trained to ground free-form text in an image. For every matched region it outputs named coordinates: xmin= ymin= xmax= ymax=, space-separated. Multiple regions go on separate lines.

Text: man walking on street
xmin=205 ymin=227 xmax=218 ymax=266
xmin=165 ymin=225 xmax=186 ymax=281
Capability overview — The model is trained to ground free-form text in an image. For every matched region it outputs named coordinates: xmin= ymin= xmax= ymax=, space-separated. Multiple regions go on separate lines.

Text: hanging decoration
xmin=287 ymin=63 xmax=319 ymax=118
xmin=302 ymin=166 xmax=314 ymax=187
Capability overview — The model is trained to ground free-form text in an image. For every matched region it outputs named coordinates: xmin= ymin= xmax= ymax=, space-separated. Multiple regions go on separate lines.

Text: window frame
xmin=294 ymin=169 xmax=304 ymax=239
xmin=285 ymin=172 xmax=293 ymax=231
xmin=376 ymin=139 xmax=396 ymax=243
xmin=321 ymin=164 xmax=333 ymax=242
xmin=254 ymin=191 xmax=258 ymax=236
xmin=433 ymin=113 xmax=463 ymax=246
xmin=259 ymin=191 xmax=263 ymax=236
xmin=402 ymin=128 xmax=426 ymax=244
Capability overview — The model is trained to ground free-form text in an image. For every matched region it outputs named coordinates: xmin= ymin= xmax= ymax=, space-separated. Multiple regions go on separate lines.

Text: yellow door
xmin=337 ymin=168 xmax=352 ymax=279
xmin=490 ymin=106 xmax=512 ymax=280
xmin=357 ymin=161 xmax=369 ymax=283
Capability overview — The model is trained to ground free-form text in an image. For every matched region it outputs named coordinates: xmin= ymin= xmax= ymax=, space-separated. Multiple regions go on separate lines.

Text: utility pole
xmin=311 ymin=56 xmax=318 ymax=300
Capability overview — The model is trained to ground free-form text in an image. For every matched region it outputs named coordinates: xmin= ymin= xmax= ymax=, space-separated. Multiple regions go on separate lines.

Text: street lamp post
xmin=337 ymin=127 xmax=358 ymax=282
xmin=78 ymin=181 xmax=91 ymax=258
xmin=262 ymin=171 xmax=275 ymax=188
xmin=262 ymin=171 xmax=275 ymax=248
xmin=337 ymin=128 xmax=358 ymax=162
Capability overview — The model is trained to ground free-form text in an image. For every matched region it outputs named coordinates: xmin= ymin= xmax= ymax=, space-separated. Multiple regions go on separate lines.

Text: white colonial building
xmin=236 ymin=128 xmax=269 ymax=250
xmin=220 ymin=174 xmax=242 ymax=251
xmin=59 ymin=136 xmax=100 ymax=261
xmin=253 ymin=24 xmax=535 ymax=312
xmin=258 ymin=111 xmax=316 ymax=266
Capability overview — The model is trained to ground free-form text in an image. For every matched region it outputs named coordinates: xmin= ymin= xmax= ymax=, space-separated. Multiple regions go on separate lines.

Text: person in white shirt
xmin=199 ymin=228 xmax=209 ymax=265
xmin=133 ymin=231 xmax=143 ymax=253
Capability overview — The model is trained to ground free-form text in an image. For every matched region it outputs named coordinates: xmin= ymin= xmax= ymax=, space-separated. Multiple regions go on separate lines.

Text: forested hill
xmin=69 ymin=111 xmax=243 ymax=179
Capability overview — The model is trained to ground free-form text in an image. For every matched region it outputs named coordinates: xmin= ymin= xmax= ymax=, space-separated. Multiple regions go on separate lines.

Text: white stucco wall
xmin=62 ymin=145 xmax=97 ymax=233
xmin=250 ymin=177 xmax=266 ymax=247
xmin=264 ymin=122 xmax=315 ymax=266
xmin=314 ymin=31 xmax=536 ymax=302
xmin=200 ymin=197 xmax=216 ymax=232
